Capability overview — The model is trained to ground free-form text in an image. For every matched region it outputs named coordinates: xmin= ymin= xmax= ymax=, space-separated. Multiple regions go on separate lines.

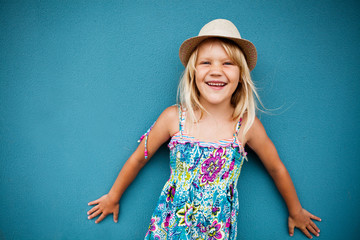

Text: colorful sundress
xmin=143 ymin=106 xmax=246 ymax=240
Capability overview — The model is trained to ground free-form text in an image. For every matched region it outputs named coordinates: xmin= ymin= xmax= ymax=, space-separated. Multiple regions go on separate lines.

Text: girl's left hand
xmin=288 ymin=208 xmax=321 ymax=239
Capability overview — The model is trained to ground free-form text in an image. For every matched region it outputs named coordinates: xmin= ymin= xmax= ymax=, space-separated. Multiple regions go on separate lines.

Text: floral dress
xmin=143 ymin=106 xmax=246 ymax=240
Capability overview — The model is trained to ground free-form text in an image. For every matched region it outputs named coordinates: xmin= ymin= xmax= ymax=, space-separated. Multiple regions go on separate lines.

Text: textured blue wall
xmin=1 ymin=0 xmax=359 ymax=239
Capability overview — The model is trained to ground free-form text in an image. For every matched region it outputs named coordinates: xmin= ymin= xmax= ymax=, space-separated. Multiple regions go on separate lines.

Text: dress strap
xmin=236 ymin=117 xmax=242 ymax=132
xmin=233 ymin=117 xmax=248 ymax=159
xmin=138 ymin=121 xmax=155 ymax=160
xmin=178 ymin=104 xmax=185 ymax=141
xmin=232 ymin=117 xmax=242 ymax=144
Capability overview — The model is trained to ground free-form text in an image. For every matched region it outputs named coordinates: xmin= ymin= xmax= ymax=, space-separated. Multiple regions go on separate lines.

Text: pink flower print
xmin=197 ymin=223 xmax=207 ymax=233
xmin=145 ymin=217 xmax=157 ymax=237
xmin=223 ymin=158 xmax=236 ymax=179
xmin=207 ymin=219 xmax=224 ymax=240
xmin=212 ymin=206 xmax=221 ymax=216
xmin=225 ymin=217 xmax=231 ymax=228
xmin=149 ymin=218 xmax=157 ymax=231
xmin=200 ymin=148 xmax=226 ymax=185
xmin=222 ymin=159 xmax=235 ymax=179
xmin=166 ymin=185 xmax=176 ymax=202
xmin=163 ymin=212 xmax=172 ymax=228
xmin=229 ymin=159 xmax=235 ymax=171
xmin=228 ymin=183 xmax=234 ymax=202
xmin=222 ymin=171 xmax=229 ymax=179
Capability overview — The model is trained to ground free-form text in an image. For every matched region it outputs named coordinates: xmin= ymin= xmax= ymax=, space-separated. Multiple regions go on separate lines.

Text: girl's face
xmin=195 ymin=39 xmax=240 ymax=107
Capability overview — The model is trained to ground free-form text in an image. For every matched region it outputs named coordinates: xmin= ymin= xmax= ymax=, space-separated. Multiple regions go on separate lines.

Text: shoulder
xmin=249 ymin=116 xmax=265 ymax=132
xmin=240 ymin=113 xmax=265 ymax=135
xmin=246 ymin=116 xmax=269 ymax=150
xmin=238 ymin=113 xmax=263 ymax=144
xmin=156 ymin=105 xmax=179 ymax=136
xmin=159 ymin=105 xmax=178 ymax=122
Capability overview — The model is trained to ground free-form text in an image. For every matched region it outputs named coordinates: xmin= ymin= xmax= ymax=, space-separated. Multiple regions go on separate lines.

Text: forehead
xmin=197 ymin=38 xmax=225 ymax=52
xmin=196 ymin=39 xmax=231 ymax=60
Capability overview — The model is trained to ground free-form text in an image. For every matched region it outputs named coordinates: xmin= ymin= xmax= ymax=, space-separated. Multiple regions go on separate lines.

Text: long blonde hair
xmin=177 ymin=38 xmax=261 ymax=145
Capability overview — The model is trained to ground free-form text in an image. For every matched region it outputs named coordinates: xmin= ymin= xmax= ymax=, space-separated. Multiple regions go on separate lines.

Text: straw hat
xmin=179 ymin=19 xmax=257 ymax=71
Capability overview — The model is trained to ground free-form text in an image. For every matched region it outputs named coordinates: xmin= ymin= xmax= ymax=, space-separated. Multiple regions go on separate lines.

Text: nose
xmin=209 ymin=63 xmax=223 ymax=76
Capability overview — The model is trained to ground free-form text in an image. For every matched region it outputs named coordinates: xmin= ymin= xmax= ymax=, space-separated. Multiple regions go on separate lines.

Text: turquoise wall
xmin=1 ymin=0 xmax=359 ymax=239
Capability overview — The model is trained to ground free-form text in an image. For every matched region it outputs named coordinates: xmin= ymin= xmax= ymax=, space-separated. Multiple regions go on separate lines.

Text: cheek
xmin=195 ymin=67 xmax=207 ymax=80
xmin=231 ymin=71 xmax=240 ymax=82
xmin=194 ymin=71 xmax=201 ymax=82
xmin=194 ymin=73 xmax=203 ymax=88
xmin=229 ymin=67 xmax=240 ymax=80
xmin=231 ymin=82 xmax=241 ymax=98
xmin=193 ymin=76 xmax=201 ymax=95
xmin=234 ymin=81 xmax=240 ymax=91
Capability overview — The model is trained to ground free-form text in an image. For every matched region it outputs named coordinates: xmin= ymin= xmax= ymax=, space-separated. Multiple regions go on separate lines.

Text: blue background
xmin=1 ymin=0 xmax=359 ymax=239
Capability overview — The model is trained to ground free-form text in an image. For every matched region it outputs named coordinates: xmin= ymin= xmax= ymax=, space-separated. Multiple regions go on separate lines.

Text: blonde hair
xmin=177 ymin=38 xmax=262 ymax=145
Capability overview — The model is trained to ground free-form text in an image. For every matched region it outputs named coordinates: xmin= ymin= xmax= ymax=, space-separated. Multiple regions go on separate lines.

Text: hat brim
xmin=179 ymin=35 xmax=257 ymax=71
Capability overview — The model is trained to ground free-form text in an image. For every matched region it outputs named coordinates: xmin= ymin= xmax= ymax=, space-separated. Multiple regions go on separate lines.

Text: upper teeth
xmin=207 ymin=82 xmax=226 ymax=86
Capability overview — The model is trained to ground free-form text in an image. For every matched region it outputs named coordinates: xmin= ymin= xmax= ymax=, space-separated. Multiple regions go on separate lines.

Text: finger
xmin=88 ymin=209 xmax=102 ymax=220
xmin=301 ymin=228 xmax=313 ymax=239
xmin=88 ymin=198 xmax=101 ymax=206
xmin=310 ymin=221 xmax=320 ymax=233
xmin=310 ymin=213 xmax=322 ymax=222
xmin=95 ymin=213 xmax=107 ymax=224
xmin=307 ymin=224 xmax=319 ymax=237
xmin=288 ymin=222 xmax=295 ymax=236
xmin=87 ymin=205 xmax=100 ymax=215
xmin=113 ymin=210 xmax=119 ymax=223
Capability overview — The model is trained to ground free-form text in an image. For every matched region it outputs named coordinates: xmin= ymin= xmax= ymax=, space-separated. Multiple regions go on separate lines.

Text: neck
xmin=198 ymin=100 xmax=234 ymax=121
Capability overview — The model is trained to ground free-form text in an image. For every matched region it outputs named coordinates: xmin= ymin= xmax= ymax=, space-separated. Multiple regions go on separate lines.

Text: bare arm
xmin=246 ymin=117 xmax=321 ymax=238
xmin=87 ymin=106 xmax=178 ymax=223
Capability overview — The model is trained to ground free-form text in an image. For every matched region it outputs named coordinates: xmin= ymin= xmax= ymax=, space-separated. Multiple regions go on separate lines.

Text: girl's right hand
xmin=87 ymin=194 xmax=119 ymax=223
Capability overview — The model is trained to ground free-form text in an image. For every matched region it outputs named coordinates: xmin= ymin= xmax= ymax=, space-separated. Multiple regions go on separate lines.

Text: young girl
xmin=87 ymin=19 xmax=321 ymax=239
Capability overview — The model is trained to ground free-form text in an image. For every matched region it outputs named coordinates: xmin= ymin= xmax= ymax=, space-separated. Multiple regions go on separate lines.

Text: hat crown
xmin=198 ymin=19 xmax=242 ymax=39
xmin=179 ymin=19 xmax=257 ymax=70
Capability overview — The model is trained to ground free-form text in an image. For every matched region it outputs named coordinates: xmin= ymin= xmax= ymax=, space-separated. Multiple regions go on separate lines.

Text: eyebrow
xmin=196 ymin=57 xmax=233 ymax=62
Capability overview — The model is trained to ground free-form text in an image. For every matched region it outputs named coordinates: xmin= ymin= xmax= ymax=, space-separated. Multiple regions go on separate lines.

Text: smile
xmin=206 ymin=82 xmax=227 ymax=87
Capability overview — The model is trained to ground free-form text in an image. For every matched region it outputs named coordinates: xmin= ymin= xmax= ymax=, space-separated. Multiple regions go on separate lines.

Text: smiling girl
xmin=87 ymin=19 xmax=321 ymax=240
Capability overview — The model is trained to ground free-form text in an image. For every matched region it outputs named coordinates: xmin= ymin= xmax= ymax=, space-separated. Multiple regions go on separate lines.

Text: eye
xmin=200 ymin=61 xmax=210 ymax=65
xmin=224 ymin=61 xmax=234 ymax=65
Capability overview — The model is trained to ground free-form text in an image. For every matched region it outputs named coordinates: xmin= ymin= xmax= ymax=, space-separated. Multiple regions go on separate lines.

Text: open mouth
xmin=206 ymin=81 xmax=227 ymax=87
